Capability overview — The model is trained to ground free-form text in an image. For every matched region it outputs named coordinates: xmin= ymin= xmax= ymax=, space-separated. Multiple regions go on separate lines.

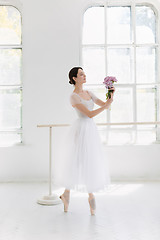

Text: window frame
xmin=0 ymin=2 xmax=23 ymax=147
xmin=80 ymin=0 xmax=160 ymax=145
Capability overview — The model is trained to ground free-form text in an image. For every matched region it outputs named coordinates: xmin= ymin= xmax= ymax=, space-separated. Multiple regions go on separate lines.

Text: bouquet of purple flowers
xmin=103 ymin=76 xmax=117 ymax=99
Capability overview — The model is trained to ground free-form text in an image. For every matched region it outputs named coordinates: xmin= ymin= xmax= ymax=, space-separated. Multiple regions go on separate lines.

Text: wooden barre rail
xmin=37 ymin=121 xmax=160 ymax=128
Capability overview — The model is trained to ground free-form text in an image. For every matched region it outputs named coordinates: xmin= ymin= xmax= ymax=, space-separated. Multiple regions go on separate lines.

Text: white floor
xmin=0 ymin=182 xmax=160 ymax=240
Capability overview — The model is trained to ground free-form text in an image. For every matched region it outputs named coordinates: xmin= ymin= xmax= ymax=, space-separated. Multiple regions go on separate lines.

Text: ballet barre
xmin=37 ymin=121 xmax=160 ymax=205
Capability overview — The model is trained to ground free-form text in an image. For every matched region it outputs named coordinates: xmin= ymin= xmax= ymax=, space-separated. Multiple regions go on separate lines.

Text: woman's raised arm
xmin=74 ymin=93 xmax=114 ymax=118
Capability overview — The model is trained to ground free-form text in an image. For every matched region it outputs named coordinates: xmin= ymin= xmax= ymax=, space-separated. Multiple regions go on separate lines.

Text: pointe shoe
xmin=88 ymin=197 xmax=96 ymax=215
xmin=59 ymin=193 xmax=70 ymax=212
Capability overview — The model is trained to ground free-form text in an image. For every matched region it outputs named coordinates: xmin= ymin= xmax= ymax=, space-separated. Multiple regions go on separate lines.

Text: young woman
xmin=58 ymin=67 xmax=115 ymax=215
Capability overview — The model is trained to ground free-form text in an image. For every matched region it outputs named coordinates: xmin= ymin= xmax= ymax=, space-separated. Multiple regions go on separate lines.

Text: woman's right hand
xmin=104 ymin=92 xmax=114 ymax=109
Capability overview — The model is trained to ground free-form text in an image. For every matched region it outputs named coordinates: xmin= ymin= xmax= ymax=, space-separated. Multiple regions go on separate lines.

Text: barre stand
xmin=37 ymin=126 xmax=62 ymax=205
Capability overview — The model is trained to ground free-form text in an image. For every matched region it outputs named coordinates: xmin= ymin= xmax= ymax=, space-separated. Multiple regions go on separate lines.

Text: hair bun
xmin=68 ymin=67 xmax=83 ymax=86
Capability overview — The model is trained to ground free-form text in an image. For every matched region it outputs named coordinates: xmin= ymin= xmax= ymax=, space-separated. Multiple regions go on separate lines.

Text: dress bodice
xmin=75 ymin=98 xmax=94 ymax=119
xmin=70 ymin=92 xmax=95 ymax=119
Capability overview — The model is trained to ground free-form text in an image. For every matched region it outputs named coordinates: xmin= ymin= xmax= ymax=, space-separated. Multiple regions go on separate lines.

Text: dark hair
xmin=68 ymin=67 xmax=83 ymax=85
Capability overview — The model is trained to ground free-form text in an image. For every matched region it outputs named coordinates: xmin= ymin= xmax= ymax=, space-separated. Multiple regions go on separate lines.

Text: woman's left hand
xmin=110 ymin=86 xmax=116 ymax=94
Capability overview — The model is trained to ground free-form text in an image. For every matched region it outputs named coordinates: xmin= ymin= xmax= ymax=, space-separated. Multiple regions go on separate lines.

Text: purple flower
xmin=103 ymin=76 xmax=118 ymax=100
xmin=103 ymin=76 xmax=118 ymax=88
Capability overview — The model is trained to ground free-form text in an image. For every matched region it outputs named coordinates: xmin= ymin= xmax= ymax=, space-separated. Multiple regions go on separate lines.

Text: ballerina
xmin=58 ymin=67 xmax=115 ymax=215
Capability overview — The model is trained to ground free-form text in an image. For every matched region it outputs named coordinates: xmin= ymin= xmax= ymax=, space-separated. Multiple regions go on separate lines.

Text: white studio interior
xmin=0 ymin=0 xmax=160 ymax=239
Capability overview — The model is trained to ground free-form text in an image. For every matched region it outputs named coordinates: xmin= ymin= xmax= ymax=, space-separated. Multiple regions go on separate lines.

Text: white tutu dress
xmin=53 ymin=91 xmax=111 ymax=193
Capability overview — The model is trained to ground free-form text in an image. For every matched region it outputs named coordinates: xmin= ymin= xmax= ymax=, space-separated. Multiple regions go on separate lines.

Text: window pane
xmin=0 ymin=6 xmax=21 ymax=44
xmin=158 ymin=85 xmax=160 ymax=121
xmin=82 ymin=7 xmax=105 ymax=44
xmin=0 ymin=88 xmax=22 ymax=129
xmin=136 ymin=126 xmax=156 ymax=144
xmin=104 ymin=128 xmax=156 ymax=145
xmin=136 ymin=85 xmax=156 ymax=122
xmin=0 ymin=132 xmax=21 ymax=146
xmin=0 ymin=49 xmax=22 ymax=85
xmin=108 ymin=130 xmax=134 ymax=145
xmin=110 ymin=87 xmax=133 ymax=123
xmin=98 ymin=126 xmax=108 ymax=143
xmin=136 ymin=47 xmax=156 ymax=83
xmin=108 ymin=48 xmax=133 ymax=83
xmin=156 ymin=126 xmax=160 ymax=142
xmin=136 ymin=6 xmax=156 ymax=44
xmin=107 ymin=6 xmax=131 ymax=44
xmin=82 ymin=47 xmax=105 ymax=84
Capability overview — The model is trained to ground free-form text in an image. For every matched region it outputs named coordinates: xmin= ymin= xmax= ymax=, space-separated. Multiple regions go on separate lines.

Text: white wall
xmin=0 ymin=0 xmax=160 ymax=182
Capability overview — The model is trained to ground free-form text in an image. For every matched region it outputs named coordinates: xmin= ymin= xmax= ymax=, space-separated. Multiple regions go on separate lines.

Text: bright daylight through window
xmin=82 ymin=3 xmax=160 ymax=145
xmin=0 ymin=6 xmax=22 ymax=147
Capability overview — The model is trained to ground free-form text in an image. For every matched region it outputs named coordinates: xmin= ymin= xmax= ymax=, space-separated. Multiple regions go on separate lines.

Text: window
xmin=0 ymin=5 xmax=22 ymax=146
xmin=82 ymin=3 xmax=159 ymax=145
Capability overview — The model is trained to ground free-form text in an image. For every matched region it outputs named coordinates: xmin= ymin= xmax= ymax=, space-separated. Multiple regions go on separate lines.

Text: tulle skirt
xmin=53 ymin=117 xmax=111 ymax=193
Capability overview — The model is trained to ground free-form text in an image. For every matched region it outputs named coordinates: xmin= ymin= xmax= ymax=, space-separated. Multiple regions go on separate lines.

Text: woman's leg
xmin=59 ymin=189 xmax=70 ymax=212
xmin=88 ymin=192 xmax=96 ymax=215
xmin=88 ymin=193 xmax=94 ymax=199
xmin=63 ymin=189 xmax=70 ymax=200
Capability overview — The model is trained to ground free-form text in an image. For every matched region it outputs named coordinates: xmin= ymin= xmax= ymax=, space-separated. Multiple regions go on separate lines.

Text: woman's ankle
xmin=88 ymin=193 xmax=94 ymax=199
xmin=64 ymin=189 xmax=70 ymax=194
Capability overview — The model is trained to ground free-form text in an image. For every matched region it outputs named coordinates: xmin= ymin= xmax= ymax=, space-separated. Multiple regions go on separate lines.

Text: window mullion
xmin=0 ymin=45 xmax=22 ymax=49
xmin=131 ymin=1 xmax=137 ymax=143
xmin=82 ymin=43 xmax=158 ymax=48
xmin=0 ymin=85 xmax=22 ymax=88
xmin=156 ymin=10 xmax=160 ymax=141
xmin=104 ymin=2 xmax=110 ymax=144
xmin=104 ymin=2 xmax=107 ymax=76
